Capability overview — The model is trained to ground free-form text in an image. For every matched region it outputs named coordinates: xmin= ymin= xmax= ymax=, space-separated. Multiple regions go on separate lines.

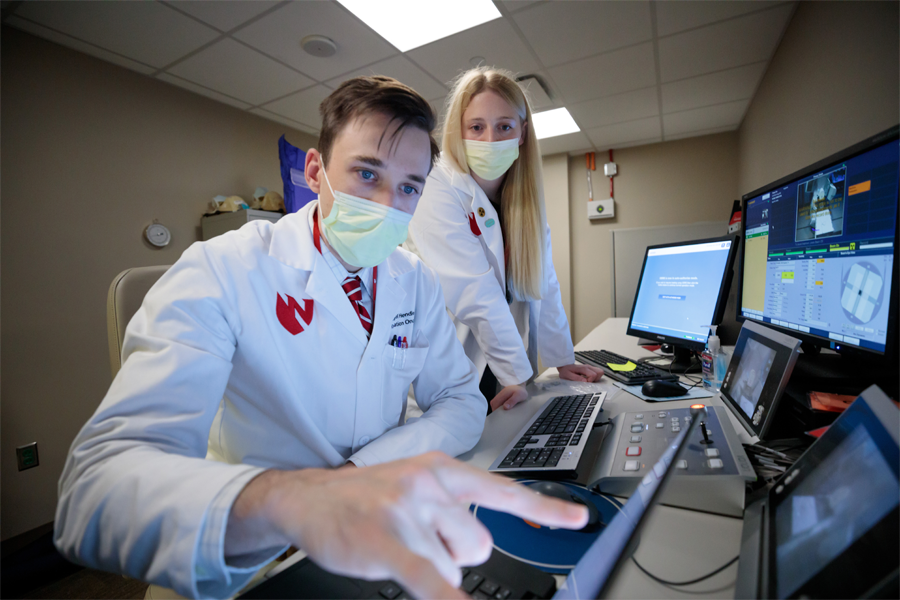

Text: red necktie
xmin=341 ymin=276 xmax=373 ymax=337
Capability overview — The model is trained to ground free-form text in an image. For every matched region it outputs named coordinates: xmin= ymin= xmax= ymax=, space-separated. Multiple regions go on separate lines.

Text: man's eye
xmin=402 ymin=185 xmax=418 ymax=195
xmin=359 ymin=170 xmax=375 ymax=180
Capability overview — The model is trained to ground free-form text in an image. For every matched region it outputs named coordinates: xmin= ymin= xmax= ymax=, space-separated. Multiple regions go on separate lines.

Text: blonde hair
xmin=442 ymin=66 xmax=545 ymax=300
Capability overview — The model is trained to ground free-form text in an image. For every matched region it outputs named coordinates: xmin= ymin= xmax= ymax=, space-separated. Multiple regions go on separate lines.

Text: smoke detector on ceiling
xmin=301 ymin=35 xmax=337 ymax=58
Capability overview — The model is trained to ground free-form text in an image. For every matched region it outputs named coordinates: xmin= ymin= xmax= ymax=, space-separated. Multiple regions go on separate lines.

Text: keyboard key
xmin=656 ymin=423 xmax=664 ymax=429
xmin=704 ymin=448 xmax=720 ymax=457
xmin=677 ymin=460 xmax=688 ymax=469
xmin=493 ymin=588 xmax=511 ymax=599
xmin=471 ymin=591 xmax=491 ymax=599
xmin=708 ymin=458 xmax=724 ymax=469
xmin=462 ymin=572 xmax=484 ymax=593
xmin=379 ymin=583 xmax=402 ymax=599
xmin=631 ymin=424 xmax=643 ymax=433
xmin=624 ymin=460 xmax=639 ymax=471
xmin=503 ymin=450 xmax=520 ymax=462
xmin=479 ymin=581 xmax=500 ymax=595
xmin=630 ymin=435 xmax=642 ymax=443
xmin=625 ymin=446 xmax=641 ymax=457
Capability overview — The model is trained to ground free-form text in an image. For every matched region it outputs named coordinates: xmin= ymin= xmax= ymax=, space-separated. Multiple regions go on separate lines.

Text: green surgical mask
xmin=464 ymin=138 xmax=520 ymax=180
xmin=318 ymin=166 xmax=411 ymax=268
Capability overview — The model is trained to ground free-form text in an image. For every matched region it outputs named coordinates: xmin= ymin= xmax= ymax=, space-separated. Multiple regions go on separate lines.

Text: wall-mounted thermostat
xmin=145 ymin=222 xmax=171 ymax=247
xmin=588 ymin=199 xmax=615 ymax=220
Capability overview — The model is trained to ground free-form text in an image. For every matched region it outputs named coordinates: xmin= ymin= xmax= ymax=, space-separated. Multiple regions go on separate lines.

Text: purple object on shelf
xmin=279 ymin=135 xmax=317 ymax=213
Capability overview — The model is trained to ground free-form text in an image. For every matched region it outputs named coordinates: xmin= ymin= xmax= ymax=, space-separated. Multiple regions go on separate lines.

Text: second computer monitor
xmin=626 ymin=236 xmax=738 ymax=370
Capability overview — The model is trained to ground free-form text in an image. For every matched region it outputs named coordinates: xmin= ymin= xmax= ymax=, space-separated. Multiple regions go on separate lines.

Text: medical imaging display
xmin=729 ymin=338 xmax=777 ymax=423
xmin=795 ymin=167 xmax=846 ymax=241
xmin=774 ymin=426 xmax=898 ymax=598
xmin=740 ymin=138 xmax=898 ymax=353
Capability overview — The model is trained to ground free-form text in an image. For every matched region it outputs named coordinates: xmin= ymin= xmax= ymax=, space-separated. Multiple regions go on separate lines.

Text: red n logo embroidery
xmin=276 ymin=293 xmax=314 ymax=335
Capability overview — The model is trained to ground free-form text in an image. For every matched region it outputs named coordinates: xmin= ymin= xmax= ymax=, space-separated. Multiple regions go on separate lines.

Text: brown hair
xmin=318 ymin=76 xmax=439 ymax=168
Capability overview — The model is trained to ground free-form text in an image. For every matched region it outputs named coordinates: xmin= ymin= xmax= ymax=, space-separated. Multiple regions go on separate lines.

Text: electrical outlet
xmin=16 ymin=442 xmax=39 ymax=471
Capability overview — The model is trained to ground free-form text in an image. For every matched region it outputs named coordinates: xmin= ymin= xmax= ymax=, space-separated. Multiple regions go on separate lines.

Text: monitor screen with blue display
xmin=739 ymin=126 xmax=899 ymax=356
xmin=626 ymin=236 xmax=737 ymax=354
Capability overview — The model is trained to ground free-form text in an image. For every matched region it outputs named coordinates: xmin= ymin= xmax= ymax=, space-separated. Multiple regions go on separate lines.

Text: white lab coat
xmin=54 ymin=201 xmax=485 ymax=597
xmin=407 ymin=158 xmax=575 ymax=389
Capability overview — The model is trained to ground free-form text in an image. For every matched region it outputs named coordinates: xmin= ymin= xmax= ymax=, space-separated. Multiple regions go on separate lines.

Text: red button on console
xmin=625 ymin=446 xmax=641 ymax=457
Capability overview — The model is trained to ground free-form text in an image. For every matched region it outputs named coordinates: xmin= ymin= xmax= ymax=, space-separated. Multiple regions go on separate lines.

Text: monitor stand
xmin=669 ymin=346 xmax=701 ymax=374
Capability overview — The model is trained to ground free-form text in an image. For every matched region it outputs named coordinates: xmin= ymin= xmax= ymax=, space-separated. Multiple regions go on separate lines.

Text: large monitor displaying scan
xmin=738 ymin=126 xmax=899 ymax=356
xmin=626 ymin=236 xmax=737 ymax=368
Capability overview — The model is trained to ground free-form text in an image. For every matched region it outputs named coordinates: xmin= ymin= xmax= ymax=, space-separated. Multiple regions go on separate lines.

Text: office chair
xmin=107 ymin=265 xmax=170 ymax=379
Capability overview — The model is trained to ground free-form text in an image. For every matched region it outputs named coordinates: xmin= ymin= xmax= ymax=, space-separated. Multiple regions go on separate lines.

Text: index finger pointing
xmin=435 ymin=462 xmax=589 ymax=530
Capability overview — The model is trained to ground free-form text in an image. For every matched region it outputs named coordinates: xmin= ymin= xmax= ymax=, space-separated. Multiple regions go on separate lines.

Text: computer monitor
xmin=626 ymin=236 xmax=739 ymax=371
xmin=737 ymin=125 xmax=899 ymax=361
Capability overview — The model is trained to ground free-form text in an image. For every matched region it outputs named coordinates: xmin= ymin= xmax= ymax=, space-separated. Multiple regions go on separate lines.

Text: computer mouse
xmin=641 ymin=379 xmax=688 ymax=398
xmin=526 ymin=481 xmax=602 ymax=532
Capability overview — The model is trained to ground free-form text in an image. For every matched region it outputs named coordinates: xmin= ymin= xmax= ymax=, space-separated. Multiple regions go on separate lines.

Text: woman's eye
xmin=500 ymin=124 xmax=513 ymax=131
xmin=470 ymin=124 xmax=482 ymax=132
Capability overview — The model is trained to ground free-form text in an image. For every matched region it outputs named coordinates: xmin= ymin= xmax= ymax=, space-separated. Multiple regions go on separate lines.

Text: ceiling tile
xmin=232 ymin=1 xmax=396 ymax=82
xmin=5 ymin=16 xmax=156 ymax=75
xmin=513 ymin=0 xmax=652 ymax=67
xmin=406 ymin=18 xmax=540 ymax=87
xmin=156 ymin=73 xmax=252 ymax=110
xmin=585 ymin=117 xmax=662 ymax=149
xmin=165 ymin=0 xmax=282 ymax=33
xmin=547 ymin=43 xmax=656 ymax=104
xmin=569 ymin=87 xmax=659 ymax=129
xmin=656 ymin=1 xmax=788 ymax=37
xmin=538 ymin=131 xmax=593 ymax=156
xmin=606 ymin=136 xmax=663 ymax=151
xmin=665 ymin=125 xmax=736 ymax=142
xmin=326 ymin=56 xmax=447 ymax=102
xmin=499 ymin=0 xmax=543 ymax=13
xmin=250 ymin=108 xmax=320 ymax=135
xmin=662 ymin=62 xmax=766 ymax=114
xmin=14 ymin=0 xmax=220 ymax=68
xmin=663 ymin=99 xmax=749 ymax=136
xmin=658 ymin=3 xmax=794 ymax=82
xmin=260 ymin=85 xmax=333 ymax=129
xmin=168 ymin=38 xmax=314 ymax=106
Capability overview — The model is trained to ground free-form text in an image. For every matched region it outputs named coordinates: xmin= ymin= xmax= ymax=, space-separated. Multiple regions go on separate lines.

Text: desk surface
xmin=458 ymin=318 xmax=752 ymax=598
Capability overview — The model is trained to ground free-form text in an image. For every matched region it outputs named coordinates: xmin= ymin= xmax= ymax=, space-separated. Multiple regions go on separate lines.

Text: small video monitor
xmin=719 ymin=320 xmax=801 ymax=439
xmin=626 ymin=236 xmax=738 ymax=371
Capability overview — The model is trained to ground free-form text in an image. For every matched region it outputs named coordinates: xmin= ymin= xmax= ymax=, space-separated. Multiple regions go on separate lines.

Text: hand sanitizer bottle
xmin=700 ymin=325 xmax=721 ymax=390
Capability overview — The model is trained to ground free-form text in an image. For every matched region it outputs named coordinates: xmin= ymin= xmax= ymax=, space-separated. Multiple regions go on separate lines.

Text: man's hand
xmin=558 ymin=364 xmax=604 ymax=383
xmin=225 ymin=452 xmax=588 ymax=599
xmin=490 ymin=385 xmax=528 ymax=411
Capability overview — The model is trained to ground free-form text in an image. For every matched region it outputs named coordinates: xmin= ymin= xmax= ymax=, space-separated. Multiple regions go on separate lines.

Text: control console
xmin=586 ymin=406 xmax=756 ymax=516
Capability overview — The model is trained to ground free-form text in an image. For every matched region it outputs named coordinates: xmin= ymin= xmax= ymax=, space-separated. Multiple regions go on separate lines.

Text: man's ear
xmin=305 ymin=148 xmax=323 ymax=194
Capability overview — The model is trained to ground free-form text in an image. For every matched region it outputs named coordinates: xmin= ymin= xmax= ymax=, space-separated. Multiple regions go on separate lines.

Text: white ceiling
xmin=3 ymin=0 xmax=796 ymax=155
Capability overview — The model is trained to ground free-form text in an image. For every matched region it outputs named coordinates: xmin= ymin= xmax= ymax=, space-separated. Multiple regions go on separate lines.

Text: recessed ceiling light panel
xmin=532 ymin=108 xmax=580 ymax=140
xmin=337 ymin=0 xmax=501 ymax=52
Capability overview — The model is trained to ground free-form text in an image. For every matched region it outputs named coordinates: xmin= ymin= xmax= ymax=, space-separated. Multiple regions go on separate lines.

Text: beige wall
xmin=739 ymin=1 xmax=899 ymax=195
xmin=567 ymin=133 xmax=739 ymax=343
xmin=1 ymin=28 xmax=317 ymax=540
xmin=542 ymin=154 xmax=572 ymax=322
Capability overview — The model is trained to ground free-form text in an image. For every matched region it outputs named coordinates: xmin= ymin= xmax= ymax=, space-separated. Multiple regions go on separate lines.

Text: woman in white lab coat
xmin=408 ymin=67 xmax=603 ymax=413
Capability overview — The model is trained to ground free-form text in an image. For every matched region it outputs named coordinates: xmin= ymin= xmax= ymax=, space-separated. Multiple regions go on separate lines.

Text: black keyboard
xmin=240 ymin=548 xmax=557 ymax=600
xmin=489 ymin=393 xmax=605 ymax=474
xmin=574 ymin=349 xmax=680 ymax=385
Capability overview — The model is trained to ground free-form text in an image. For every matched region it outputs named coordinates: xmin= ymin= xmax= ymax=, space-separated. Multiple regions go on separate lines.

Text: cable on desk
xmin=631 ymin=555 xmax=739 ymax=587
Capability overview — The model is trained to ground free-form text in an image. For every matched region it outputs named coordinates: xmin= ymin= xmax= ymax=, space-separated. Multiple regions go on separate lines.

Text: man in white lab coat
xmin=53 ymin=77 xmax=589 ymax=600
